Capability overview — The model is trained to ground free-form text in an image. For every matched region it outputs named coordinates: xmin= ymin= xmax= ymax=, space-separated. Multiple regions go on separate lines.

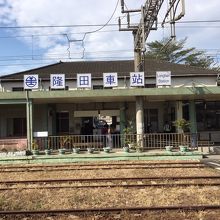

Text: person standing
xmin=164 ymin=121 xmax=171 ymax=133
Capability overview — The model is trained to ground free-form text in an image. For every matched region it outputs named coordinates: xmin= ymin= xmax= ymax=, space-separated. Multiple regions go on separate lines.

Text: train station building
xmin=0 ymin=59 xmax=219 ymax=150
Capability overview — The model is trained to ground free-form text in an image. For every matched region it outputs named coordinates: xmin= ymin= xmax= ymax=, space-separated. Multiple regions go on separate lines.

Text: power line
xmin=0 ymin=24 xmax=220 ymax=39
xmin=1 ymin=19 xmax=220 ymax=29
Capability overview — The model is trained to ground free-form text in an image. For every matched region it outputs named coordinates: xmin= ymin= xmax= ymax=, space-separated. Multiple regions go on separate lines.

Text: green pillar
xmin=189 ymin=100 xmax=197 ymax=147
xmin=189 ymin=100 xmax=197 ymax=133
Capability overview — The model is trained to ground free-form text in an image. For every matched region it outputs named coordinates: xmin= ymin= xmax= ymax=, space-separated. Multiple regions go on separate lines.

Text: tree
xmin=145 ymin=38 xmax=217 ymax=69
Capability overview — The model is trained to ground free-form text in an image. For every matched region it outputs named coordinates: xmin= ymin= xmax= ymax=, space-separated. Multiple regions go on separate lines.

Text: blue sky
xmin=0 ymin=0 xmax=220 ymax=76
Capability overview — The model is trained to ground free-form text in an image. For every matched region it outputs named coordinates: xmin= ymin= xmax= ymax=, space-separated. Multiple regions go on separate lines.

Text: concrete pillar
xmin=136 ymin=96 xmax=144 ymax=147
xmin=175 ymin=101 xmax=183 ymax=133
xmin=120 ymin=103 xmax=126 ymax=134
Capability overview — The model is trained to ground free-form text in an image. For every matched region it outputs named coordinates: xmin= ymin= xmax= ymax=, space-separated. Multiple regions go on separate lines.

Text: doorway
xmin=144 ymin=109 xmax=158 ymax=133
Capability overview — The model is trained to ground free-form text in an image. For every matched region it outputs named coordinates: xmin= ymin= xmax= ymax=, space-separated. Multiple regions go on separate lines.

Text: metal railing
xmin=33 ymin=133 xmax=193 ymax=151
xmin=0 ymin=133 xmax=214 ymax=152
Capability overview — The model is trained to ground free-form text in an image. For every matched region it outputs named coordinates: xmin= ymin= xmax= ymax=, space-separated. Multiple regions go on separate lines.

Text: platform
xmin=0 ymin=150 xmax=204 ymax=165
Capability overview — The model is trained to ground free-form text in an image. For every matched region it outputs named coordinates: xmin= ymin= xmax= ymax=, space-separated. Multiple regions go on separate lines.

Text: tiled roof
xmin=0 ymin=59 xmax=218 ymax=80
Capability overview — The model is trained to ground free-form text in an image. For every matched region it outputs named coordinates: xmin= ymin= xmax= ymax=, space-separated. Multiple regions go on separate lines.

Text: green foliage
xmin=123 ymin=120 xmax=136 ymax=146
xmin=173 ymin=119 xmax=190 ymax=132
xmin=145 ymin=38 xmax=217 ymax=69
xmin=59 ymin=136 xmax=70 ymax=148
xmin=32 ymin=140 xmax=39 ymax=150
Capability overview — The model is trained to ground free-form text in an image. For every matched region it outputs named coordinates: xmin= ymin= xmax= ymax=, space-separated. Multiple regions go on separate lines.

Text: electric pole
xmin=118 ymin=0 xmax=185 ymax=147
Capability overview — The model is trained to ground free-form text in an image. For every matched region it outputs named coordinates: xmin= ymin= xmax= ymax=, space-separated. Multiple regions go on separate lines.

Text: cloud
xmin=0 ymin=0 xmax=220 ymax=75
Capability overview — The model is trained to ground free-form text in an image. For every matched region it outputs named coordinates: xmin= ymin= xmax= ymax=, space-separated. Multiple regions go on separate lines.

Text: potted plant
xmin=32 ymin=140 xmax=39 ymax=155
xmin=103 ymin=146 xmax=111 ymax=153
xmin=173 ymin=119 xmax=190 ymax=152
xmin=165 ymin=145 xmax=173 ymax=152
xmin=173 ymin=118 xmax=190 ymax=133
xmin=45 ymin=148 xmax=52 ymax=155
xmin=87 ymin=147 xmax=95 ymax=154
xmin=122 ymin=120 xmax=136 ymax=153
xmin=44 ymin=138 xmax=52 ymax=155
xmin=72 ymin=147 xmax=80 ymax=154
xmin=179 ymin=145 xmax=188 ymax=152
xmin=59 ymin=136 xmax=69 ymax=155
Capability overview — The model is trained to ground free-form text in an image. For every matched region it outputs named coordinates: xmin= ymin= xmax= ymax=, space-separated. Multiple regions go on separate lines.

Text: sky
xmin=0 ymin=0 xmax=220 ymax=76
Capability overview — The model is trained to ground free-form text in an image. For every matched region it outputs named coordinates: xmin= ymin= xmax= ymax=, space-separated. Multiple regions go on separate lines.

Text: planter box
xmin=32 ymin=149 xmax=39 ymax=155
xmin=45 ymin=149 xmax=52 ymax=155
xmin=58 ymin=148 xmax=66 ymax=155
xmin=87 ymin=148 xmax=95 ymax=154
xmin=123 ymin=146 xmax=130 ymax=153
xmin=72 ymin=148 xmax=80 ymax=154
xmin=103 ymin=147 xmax=111 ymax=153
xmin=179 ymin=145 xmax=188 ymax=152
xmin=165 ymin=146 xmax=173 ymax=152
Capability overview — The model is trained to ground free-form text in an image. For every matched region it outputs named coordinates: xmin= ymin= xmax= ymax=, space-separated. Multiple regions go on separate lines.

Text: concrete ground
xmin=200 ymin=145 xmax=220 ymax=170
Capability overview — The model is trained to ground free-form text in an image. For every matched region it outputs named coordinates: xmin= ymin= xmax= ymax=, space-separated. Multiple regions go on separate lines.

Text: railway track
xmin=0 ymin=205 xmax=220 ymax=216
xmin=0 ymin=161 xmax=202 ymax=168
xmin=1 ymin=175 xmax=219 ymax=184
xmin=1 ymin=182 xmax=220 ymax=191
xmin=0 ymin=165 xmax=206 ymax=172
xmin=0 ymin=162 xmax=205 ymax=172
xmin=0 ymin=175 xmax=220 ymax=190
xmin=0 ymin=161 xmax=219 ymax=219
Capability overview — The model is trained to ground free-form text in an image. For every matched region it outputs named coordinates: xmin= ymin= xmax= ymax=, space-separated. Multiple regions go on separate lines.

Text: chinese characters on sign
xmin=23 ymin=71 xmax=170 ymax=90
xmin=50 ymin=74 xmax=65 ymax=89
xmin=77 ymin=74 xmax=91 ymax=88
xmin=24 ymin=75 xmax=39 ymax=89
xmin=130 ymin=72 xmax=145 ymax=87
xmin=156 ymin=71 xmax=171 ymax=86
xmin=103 ymin=73 xmax=118 ymax=87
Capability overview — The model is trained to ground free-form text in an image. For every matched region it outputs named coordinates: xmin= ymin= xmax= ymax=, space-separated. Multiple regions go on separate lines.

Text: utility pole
xmin=118 ymin=0 xmax=185 ymax=147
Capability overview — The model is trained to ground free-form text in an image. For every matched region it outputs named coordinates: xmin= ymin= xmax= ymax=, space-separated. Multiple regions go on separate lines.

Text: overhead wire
xmin=1 ymin=19 xmax=220 ymax=29
xmin=62 ymin=0 xmax=120 ymax=59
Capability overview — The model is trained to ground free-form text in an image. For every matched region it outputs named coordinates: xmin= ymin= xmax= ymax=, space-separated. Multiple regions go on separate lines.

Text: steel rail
xmin=0 ymin=161 xmax=202 ymax=169
xmin=1 ymin=182 xmax=220 ymax=191
xmin=0 ymin=175 xmax=220 ymax=185
xmin=1 ymin=205 xmax=220 ymax=215
xmin=0 ymin=165 xmax=206 ymax=172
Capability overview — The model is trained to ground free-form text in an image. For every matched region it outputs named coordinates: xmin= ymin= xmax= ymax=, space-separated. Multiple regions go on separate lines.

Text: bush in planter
xmin=31 ymin=140 xmax=39 ymax=155
xmin=58 ymin=136 xmax=71 ymax=155
xmin=58 ymin=148 xmax=66 ymax=155
xmin=87 ymin=147 xmax=95 ymax=154
xmin=165 ymin=145 xmax=173 ymax=152
xmin=123 ymin=146 xmax=130 ymax=153
xmin=45 ymin=149 xmax=52 ymax=155
xmin=179 ymin=145 xmax=188 ymax=152
xmin=123 ymin=125 xmax=136 ymax=149
xmin=173 ymin=118 xmax=190 ymax=133
xmin=103 ymin=147 xmax=111 ymax=153
xmin=173 ymin=119 xmax=191 ymax=150
xmin=72 ymin=147 xmax=80 ymax=154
